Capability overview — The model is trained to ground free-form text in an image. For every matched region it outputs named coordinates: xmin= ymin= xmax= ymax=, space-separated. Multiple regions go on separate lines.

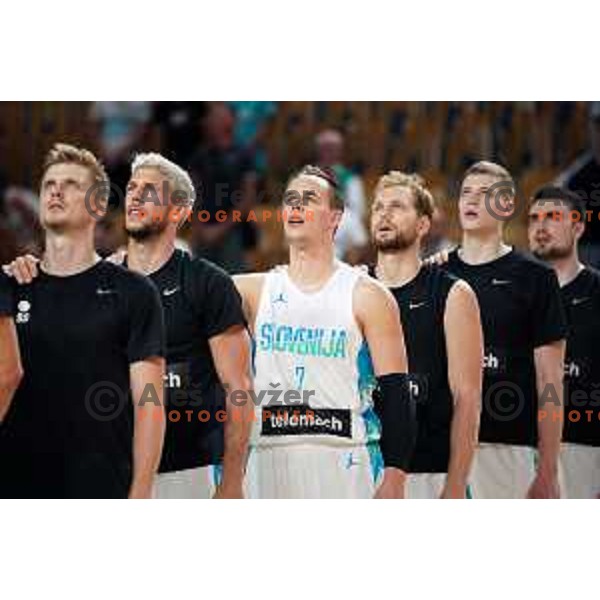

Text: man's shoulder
xmin=582 ymin=265 xmax=600 ymax=283
xmin=577 ymin=266 xmax=600 ymax=295
xmin=182 ymin=252 xmax=234 ymax=283
xmin=508 ymin=250 xmax=557 ymax=280
xmin=232 ymin=271 xmax=266 ymax=298
xmin=354 ymin=270 xmax=395 ymax=308
xmin=421 ymin=262 xmax=460 ymax=285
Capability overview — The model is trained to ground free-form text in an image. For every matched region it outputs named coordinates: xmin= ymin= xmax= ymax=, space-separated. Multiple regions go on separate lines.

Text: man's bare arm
xmin=443 ymin=280 xmax=483 ymax=498
xmin=354 ymin=276 xmax=412 ymax=499
xmin=0 ymin=317 xmax=23 ymax=421
xmin=209 ymin=325 xmax=254 ymax=498
xmin=530 ymin=340 xmax=565 ymax=499
xmin=129 ymin=357 xmax=166 ymax=499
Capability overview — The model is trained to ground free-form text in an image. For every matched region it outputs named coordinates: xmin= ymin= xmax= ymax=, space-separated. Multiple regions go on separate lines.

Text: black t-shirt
xmin=373 ymin=264 xmax=458 ymax=473
xmin=0 ymin=261 xmax=165 ymax=498
xmin=560 ymin=267 xmax=600 ymax=446
xmin=142 ymin=250 xmax=246 ymax=473
xmin=446 ymin=248 xmax=567 ymax=446
xmin=0 ymin=271 xmax=12 ymax=316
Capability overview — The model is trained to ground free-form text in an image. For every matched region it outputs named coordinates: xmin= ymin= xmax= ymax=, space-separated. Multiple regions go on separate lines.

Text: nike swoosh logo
xmin=96 ymin=288 xmax=116 ymax=295
xmin=409 ymin=301 xmax=426 ymax=310
xmin=572 ymin=297 xmax=590 ymax=306
xmin=163 ymin=287 xmax=180 ymax=297
xmin=491 ymin=279 xmax=511 ymax=285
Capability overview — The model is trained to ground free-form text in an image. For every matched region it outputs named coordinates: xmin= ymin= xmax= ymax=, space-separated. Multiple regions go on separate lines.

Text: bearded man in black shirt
xmin=528 ymin=185 xmax=600 ymax=498
xmin=6 ymin=151 xmax=253 ymax=499
xmin=122 ymin=152 xmax=253 ymax=498
xmin=0 ymin=143 xmax=166 ymax=499
xmin=370 ymin=171 xmax=483 ymax=499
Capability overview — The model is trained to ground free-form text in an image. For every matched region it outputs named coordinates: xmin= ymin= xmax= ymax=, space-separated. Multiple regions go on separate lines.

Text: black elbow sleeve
xmin=375 ymin=373 xmax=417 ymax=471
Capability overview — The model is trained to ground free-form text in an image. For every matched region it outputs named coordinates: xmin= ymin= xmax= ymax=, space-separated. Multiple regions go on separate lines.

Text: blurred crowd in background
xmin=1 ymin=101 xmax=600 ymax=271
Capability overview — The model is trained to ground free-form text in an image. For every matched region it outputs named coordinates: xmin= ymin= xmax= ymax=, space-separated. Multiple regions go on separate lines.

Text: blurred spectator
xmin=3 ymin=186 xmax=42 ymax=255
xmin=228 ymin=101 xmax=277 ymax=173
xmin=315 ymin=129 xmax=368 ymax=263
xmin=89 ymin=101 xmax=152 ymax=204
xmin=0 ymin=222 xmax=18 ymax=264
xmin=0 ymin=126 xmax=38 ymax=261
xmin=557 ymin=102 xmax=600 ymax=267
xmin=152 ymin=101 xmax=207 ymax=166
xmin=189 ymin=102 xmax=258 ymax=273
xmin=0 ymin=125 xmax=8 ymax=215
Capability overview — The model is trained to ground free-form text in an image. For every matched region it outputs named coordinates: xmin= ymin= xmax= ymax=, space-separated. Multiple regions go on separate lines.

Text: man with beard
xmin=528 ymin=185 xmax=600 ymax=498
xmin=370 ymin=171 xmax=483 ymax=498
xmin=4 ymin=152 xmax=254 ymax=499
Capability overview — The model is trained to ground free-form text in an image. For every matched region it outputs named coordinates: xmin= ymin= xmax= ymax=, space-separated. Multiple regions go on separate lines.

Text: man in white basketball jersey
xmin=235 ymin=166 xmax=416 ymax=499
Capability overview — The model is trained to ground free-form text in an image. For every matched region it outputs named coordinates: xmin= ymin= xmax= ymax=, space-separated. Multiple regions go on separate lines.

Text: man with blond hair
xmin=370 ymin=171 xmax=483 ymax=498
xmin=441 ymin=161 xmax=567 ymax=498
xmin=0 ymin=143 xmax=166 ymax=499
xmin=6 ymin=151 xmax=253 ymax=499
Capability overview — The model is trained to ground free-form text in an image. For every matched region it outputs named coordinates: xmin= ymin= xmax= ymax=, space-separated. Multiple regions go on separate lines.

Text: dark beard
xmin=374 ymin=230 xmax=418 ymax=252
xmin=532 ymin=243 xmax=572 ymax=261
xmin=126 ymin=220 xmax=168 ymax=241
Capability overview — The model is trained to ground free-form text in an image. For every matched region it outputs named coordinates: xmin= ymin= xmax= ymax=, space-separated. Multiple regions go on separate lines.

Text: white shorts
xmin=470 ymin=444 xmax=537 ymax=499
xmin=245 ymin=443 xmax=383 ymax=499
xmin=560 ymin=444 xmax=600 ymax=499
xmin=153 ymin=465 xmax=222 ymax=499
xmin=406 ymin=473 xmax=448 ymax=499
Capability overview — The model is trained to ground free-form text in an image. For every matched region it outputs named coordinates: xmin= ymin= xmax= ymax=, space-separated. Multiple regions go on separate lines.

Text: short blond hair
xmin=42 ymin=143 xmax=110 ymax=199
xmin=375 ymin=171 xmax=435 ymax=219
xmin=462 ymin=160 xmax=515 ymax=197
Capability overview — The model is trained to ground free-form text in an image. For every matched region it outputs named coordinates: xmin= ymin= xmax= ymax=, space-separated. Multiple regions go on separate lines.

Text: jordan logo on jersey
xmin=271 ymin=292 xmax=287 ymax=305
xmin=259 ymin=322 xmax=348 ymax=358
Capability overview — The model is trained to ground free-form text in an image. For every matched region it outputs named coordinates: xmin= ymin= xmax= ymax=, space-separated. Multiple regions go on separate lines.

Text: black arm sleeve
xmin=376 ymin=373 xmax=417 ymax=471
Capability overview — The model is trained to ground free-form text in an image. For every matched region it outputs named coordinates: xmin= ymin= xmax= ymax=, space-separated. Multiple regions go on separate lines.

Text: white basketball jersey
xmin=251 ymin=262 xmax=380 ymax=448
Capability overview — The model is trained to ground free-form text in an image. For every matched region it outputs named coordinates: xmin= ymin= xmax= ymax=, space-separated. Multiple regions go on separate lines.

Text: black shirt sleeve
xmin=531 ymin=265 xmax=568 ymax=348
xmin=192 ymin=261 xmax=246 ymax=339
xmin=125 ymin=274 xmax=166 ymax=363
xmin=0 ymin=270 xmax=14 ymax=316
